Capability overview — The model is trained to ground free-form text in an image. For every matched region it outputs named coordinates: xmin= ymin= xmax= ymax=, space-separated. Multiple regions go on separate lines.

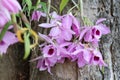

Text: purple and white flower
xmin=0 ymin=31 xmax=18 ymax=54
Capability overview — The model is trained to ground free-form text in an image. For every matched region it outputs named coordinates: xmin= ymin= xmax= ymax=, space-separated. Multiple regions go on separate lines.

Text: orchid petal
xmin=51 ymin=11 xmax=61 ymax=19
xmin=2 ymin=31 xmax=18 ymax=45
xmin=84 ymin=30 xmax=93 ymax=42
xmin=72 ymin=49 xmax=84 ymax=55
xmin=37 ymin=59 xmax=47 ymax=71
xmin=95 ymin=24 xmax=110 ymax=35
xmin=0 ymin=41 xmax=8 ymax=53
xmin=62 ymin=31 xmax=72 ymax=41
xmin=38 ymin=33 xmax=54 ymax=44
xmin=62 ymin=15 xmax=72 ymax=29
xmin=1 ymin=0 xmax=21 ymax=13
xmin=77 ymin=53 xmax=86 ymax=67
xmin=0 ymin=8 xmax=11 ymax=27
xmin=83 ymin=50 xmax=91 ymax=62
xmin=79 ymin=27 xmax=89 ymax=40
xmin=32 ymin=11 xmax=42 ymax=21
xmin=70 ymin=13 xmax=80 ymax=35
xmin=49 ymin=27 xmax=61 ymax=37
xmin=96 ymin=18 xmax=106 ymax=24
xmin=39 ymin=23 xmax=56 ymax=28
xmin=59 ymin=42 xmax=72 ymax=48
xmin=67 ymin=29 xmax=75 ymax=34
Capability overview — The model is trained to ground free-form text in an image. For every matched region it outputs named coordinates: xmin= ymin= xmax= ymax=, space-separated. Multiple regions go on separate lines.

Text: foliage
xmin=60 ymin=0 xmax=69 ymax=13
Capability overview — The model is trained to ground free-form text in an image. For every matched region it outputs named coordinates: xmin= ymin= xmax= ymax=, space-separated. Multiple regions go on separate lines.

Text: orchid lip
xmin=48 ymin=48 xmax=54 ymax=55
xmin=94 ymin=56 xmax=99 ymax=61
xmin=0 ymin=41 xmax=5 ymax=45
xmin=96 ymin=30 xmax=100 ymax=35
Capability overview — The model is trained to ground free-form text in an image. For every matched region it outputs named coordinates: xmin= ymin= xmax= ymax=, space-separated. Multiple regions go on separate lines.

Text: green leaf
xmin=25 ymin=23 xmax=31 ymax=29
xmin=0 ymin=21 xmax=11 ymax=41
xmin=25 ymin=0 xmax=32 ymax=10
xmin=60 ymin=0 xmax=69 ymax=14
xmin=40 ymin=2 xmax=47 ymax=13
xmin=23 ymin=32 xmax=31 ymax=59
xmin=23 ymin=0 xmax=32 ymax=16
xmin=36 ymin=0 xmax=41 ymax=7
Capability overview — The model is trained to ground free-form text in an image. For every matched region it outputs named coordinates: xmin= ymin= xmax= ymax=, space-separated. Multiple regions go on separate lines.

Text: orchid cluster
xmin=37 ymin=12 xmax=110 ymax=73
xmin=0 ymin=0 xmax=21 ymax=54
xmin=0 ymin=0 xmax=110 ymax=74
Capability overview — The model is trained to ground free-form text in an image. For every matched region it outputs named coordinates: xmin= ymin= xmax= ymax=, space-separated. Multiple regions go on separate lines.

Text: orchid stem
xmin=71 ymin=0 xmax=79 ymax=10
xmin=11 ymin=14 xmax=19 ymax=32
xmin=47 ymin=0 xmax=51 ymax=23
xmin=11 ymin=14 xmax=17 ymax=23
xmin=79 ymin=0 xmax=83 ymax=19
xmin=20 ymin=11 xmax=31 ymax=28
xmin=44 ymin=0 xmax=51 ymax=35
xmin=36 ymin=0 xmax=41 ymax=7
xmin=67 ymin=5 xmax=77 ymax=14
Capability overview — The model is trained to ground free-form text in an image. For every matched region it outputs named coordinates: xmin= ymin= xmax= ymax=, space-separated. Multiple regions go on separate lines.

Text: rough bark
xmin=99 ymin=0 xmax=120 ymax=80
xmin=0 ymin=0 xmax=120 ymax=80
xmin=0 ymin=43 xmax=29 ymax=80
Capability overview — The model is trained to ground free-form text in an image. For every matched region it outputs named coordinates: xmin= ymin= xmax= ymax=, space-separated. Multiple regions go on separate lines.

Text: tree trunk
xmin=0 ymin=43 xmax=29 ymax=80
xmin=0 ymin=0 xmax=120 ymax=80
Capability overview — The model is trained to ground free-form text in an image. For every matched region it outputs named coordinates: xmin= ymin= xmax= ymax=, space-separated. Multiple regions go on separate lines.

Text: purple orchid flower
xmin=37 ymin=44 xmax=58 ymax=73
xmin=69 ymin=13 xmax=80 ymax=36
xmin=0 ymin=0 xmax=21 ymax=13
xmin=37 ymin=17 xmax=109 ymax=73
xmin=37 ymin=43 xmax=71 ymax=73
xmin=67 ymin=42 xmax=83 ymax=60
xmin=32 ymin=11 xmax=46 ymax=21
xmin=56 ymin=42 xmax=72 ymax=63
xmin=37 ymin=58 xmax=52 ymax=73
xmin=50 ymin=11 xmax=62 ymax=24
xmin=80 ymin=18 xmax=110 ymax=46
xmin=77 ymin=52 xmax=87 ymax=67
xmin=79 ymin=27 xmax=90 ymax=40
xmin=0 ymin=31 xmax=18 ymax=54
xmin=94 ymin=18 xmax=110 ymax=35
xmin=39 ymin=32 xmax=71 ymax=56
xmin=39 ymin=12 xmax=81 ymax=41
xmin=42 ymin=44 xmax=57 ymax=58
xmin=72 ymin=48 xmax=91 ymax=67
xmin=84 ymin=29 xmax=94 ymax=42
xmin=60 ymin=14 xmax=76 ymax=41
xmin=37 ymin=32 xmax=72 ymax=72
xmin=68 ymin=42 xmax=93 ymax=67
xmin=89 ymin=49 xmax=107 ymax=66
xmin=37 ymin=58 xmax=48 ymax=71
xmin=39 ymin=11 xmax=62 ymax=28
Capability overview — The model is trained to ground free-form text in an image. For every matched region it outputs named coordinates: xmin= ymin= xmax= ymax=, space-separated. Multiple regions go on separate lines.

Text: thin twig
xmin=47 ymin=0 xmax=51 ymax=23
xmin=71 ymin=0 xmax=79 ymax=10
xmin=79 ymin=0 xmax=83 ymax=19
xmin=67 ymin=5 xmax=77 ymax=14
xmin=44 ymin=0 xmax=51 ymax=35
xmin=11 ymin=14 xmax=20 ymax=32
